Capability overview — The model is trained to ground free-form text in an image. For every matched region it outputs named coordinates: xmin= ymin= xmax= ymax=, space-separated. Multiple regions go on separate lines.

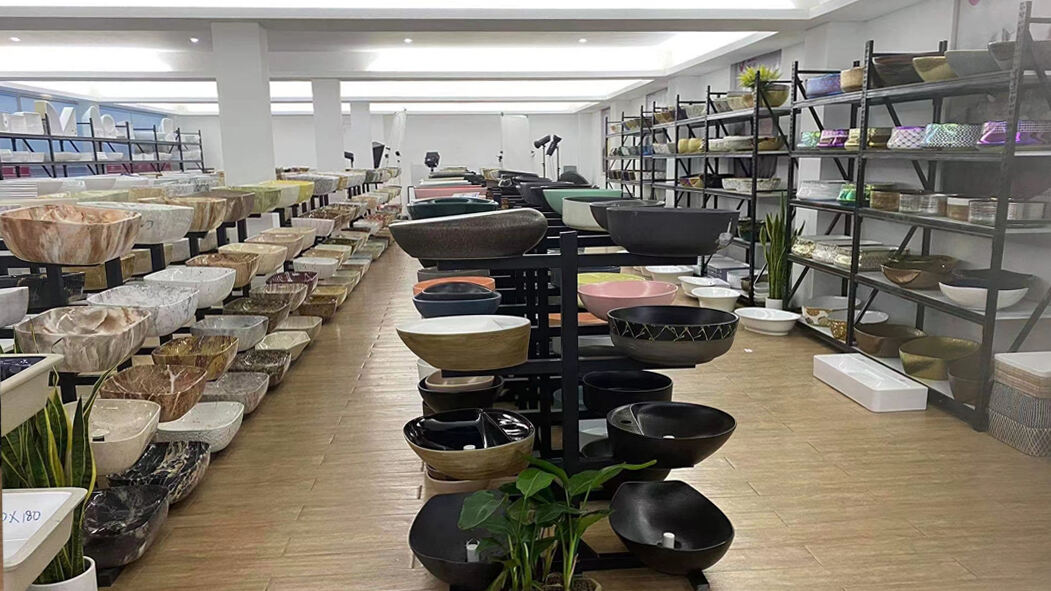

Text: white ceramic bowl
xmin=86 ymin=284 xmax=199 ymax=337
xmin=144 ymin=266 xmax=236 ymax=309
xmin=293 ymin=256 xmax=338 ymax=280
xmin=678 ymin=275 xmax=729 ymax=297
xmin=644 ymin=265 xmax=695 ymax=284
xmin=154 ymin=401 xmax=245 ymax=453
xmin=0 ymin=286 xmax=29 ymax=327
xmin=275 ymin=315 xmax=323 ymax=340
xmin=68 ymin=398 xmax=161 ymax=476
xmin=255 ymin=330 xmax=311 ymax=362
xmin=938 ymin=282 xmax=1028 ymax=310
xmin=3 ymin=487 xmax=88 ymax=591
xmin=691 ymin=287 xmax=740 ymax=313
xmin=735 ymin=307 xmax=801 ymax=336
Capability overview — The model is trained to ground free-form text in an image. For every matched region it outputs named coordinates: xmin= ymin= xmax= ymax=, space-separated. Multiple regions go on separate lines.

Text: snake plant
xmin=760 ymin=210 xmax=803 ymax=302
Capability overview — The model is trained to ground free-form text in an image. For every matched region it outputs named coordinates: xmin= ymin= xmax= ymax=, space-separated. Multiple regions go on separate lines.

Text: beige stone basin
xmin=186 ymin=252 xmax=260 ymax=288
xmin=13 ymin=306 xmax=150 ymax=373
xmin=218 ymin=243 xmax=285 ymax=275
xmin=0 ymin=204 xmax=141 ymax=265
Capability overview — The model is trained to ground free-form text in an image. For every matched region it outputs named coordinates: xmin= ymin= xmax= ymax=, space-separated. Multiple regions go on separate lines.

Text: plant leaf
xmin=516 ymin=468 xmax=555 ymax=498
xmin=459 ymin=490 xmax=502 ymax=530
xmin=573 ymin=510 xmax=611 ymax=537
xmin=523 ymin=454 xmax=569 ymax=486
xmin=533 ymin=501 xmax=571 ymax=526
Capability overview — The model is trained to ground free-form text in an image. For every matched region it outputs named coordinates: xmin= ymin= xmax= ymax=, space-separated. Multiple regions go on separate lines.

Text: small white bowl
xmin=938 ymin=282 xmax=1028 ymax=310
xmin=644 ymin=265 xmax=695 ymax=284
xmin=691 ymin=287 xmax=740 ymax=313
xmin=735 ymin=307 xmax=801 ymax=336
xmin=679 ymin=276 xmax=729 ymax=297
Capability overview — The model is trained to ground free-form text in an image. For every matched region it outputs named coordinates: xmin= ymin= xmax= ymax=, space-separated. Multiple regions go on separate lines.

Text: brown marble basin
xmin=0 ymin=204 xmax=141 ymax=266
xmin=266 ymin=271 xmax=319 ymax=297
xmin=230 ymin=349 xmax=291 ymax=388
xmin=249 ymin=283 xmax=308 ymax=311
xmin=100 ymin=365 xmax=208 ymax=422
xmin=140 ymin=197 xmax=228 ymax=233
xmin=189 ymin=189 xmax=255 ymax=222
xmin=14 ymin=306 xmax=150 ymax=373
xmin=186 ymin=253 xmax=260 ymax=288
xmin=313 ymin=285 xmax=348 ymax=307
xmin=246 ymin=233 xmax=304 ymax=261
xmin=151 ymin=335 xmax=238 ymax=380
xmin=223 ymin=297 xmax=291 ymax=333
xmin=297 ymin=294 xmax=338 ymax=320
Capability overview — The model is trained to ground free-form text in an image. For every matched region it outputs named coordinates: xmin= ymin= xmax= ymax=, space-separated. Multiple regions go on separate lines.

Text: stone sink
xmin=13 ymin=306 xmax=150 ymax=373
xmin=190 ymin=315 xmax=268 ymax=351
xmin=87 ymin=283 xmax=199 ymax=337
xmin=155 ymin=400 xmax=245 ymax=453
xmin=144 ymin=265 xmax=236 ymax=309
xmin=100 ymin=365 xmax=207 ymax=423
xmin=0 ymin=203 xmax=141 ymax=266
xmin=108 ymin=441 xmax=210 ymax=505
xmin=83 ymin=484 xmax=170 ymax=569
xmin=201 ymin=371 xmax=269 ymax=414
xmin=80 ymin=201 xmax=193 ymax=245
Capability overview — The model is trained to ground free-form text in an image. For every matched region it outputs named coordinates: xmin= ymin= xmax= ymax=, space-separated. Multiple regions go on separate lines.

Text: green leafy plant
xmin=738 ymin=65 xmax=781 ymax=89
xmin=1 ymin=369 xmax=110 ymax=583
xmin=459 ymin=456 xmax=655 ymax=591
xmin=759 ymin=210 xmax=803 ymax=302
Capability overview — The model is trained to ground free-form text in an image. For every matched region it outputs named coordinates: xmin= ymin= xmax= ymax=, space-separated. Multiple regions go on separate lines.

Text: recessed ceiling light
xmin=578 ymin=38 xmax=587 ymax=44
xmin=189 ymin=37 xmax=200 ymax=44
xmin=10 ymin=37 xmax=21 ymax=42
xmin=403 ymin=38 xmax=413 ymax=44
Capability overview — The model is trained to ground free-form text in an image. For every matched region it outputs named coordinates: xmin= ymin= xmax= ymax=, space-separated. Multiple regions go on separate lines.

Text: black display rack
xmin=784 ymin=1 xmax=1051 ymax=430
xmin=603 ymin=107 xmax=663 ymax=198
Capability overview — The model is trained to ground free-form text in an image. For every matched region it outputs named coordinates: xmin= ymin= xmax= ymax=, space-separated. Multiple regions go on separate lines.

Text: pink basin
xmin=578 ymin=281 xmax=678 ymax=321
xmin=414 ymin=186 xmax=486 ymax=200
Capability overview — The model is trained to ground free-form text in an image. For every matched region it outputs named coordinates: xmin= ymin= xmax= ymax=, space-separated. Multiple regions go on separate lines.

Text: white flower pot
xmin=765 ymin=298 xmax=784 ymax=310
xmin=28 ymin=557 xmax=98 ymax=591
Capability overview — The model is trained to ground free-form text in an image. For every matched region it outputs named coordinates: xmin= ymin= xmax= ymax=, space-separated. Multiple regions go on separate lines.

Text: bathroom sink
xmin=0 ymin=286 xmax=29 ymax=327
xmin=86 ymin=284 xmax=199 ymax=337
xmin=14 ymin=306 xmax=150 ymax=374
xmin=185 ymin=252 xmax=260 ymax=288
xmin=151 ymin=335 xmax=238 ymax=381
xmin=607 ymin=401 xmax=735 ymax=469
xmin=218 ymin=242 xmax=285 ymax=275
xmin=108 ymin=441 xmax=210 ymax=504
xmin=100 ymin=365 xmax=206 ymax=423
xmin=274 ymin=315 xmax=322 ymax=340
xmin=255 ymin=330 xmax=311 ymax=362
xmin=155 ymin=401 xmax=245 ymax=453
xmin=83 ymin=485 xmax=170 ymax=569
xmin=408 ymin=492 xmax=503 ymax=591
xmin=1 ymin=353 xmax=63 ymax=436
xmin=190 ymin=315 xmax=268 ymax=351
xmin=143 ymin=266 xmax=235 ymax=309
xmin=230 ymin=350 xmax=291 ymax=388
xmin=201 ymin=372 xmax=269 ymax=414
xmin=66 ymin=398 xmax=161 ymax=476
xmin=250 ymin=283 xmax=308 ymax=312
xmin=404 ymin=408 xmax=535 ymax=480
xmin=3 ymin=487 xmax=88 ymax=591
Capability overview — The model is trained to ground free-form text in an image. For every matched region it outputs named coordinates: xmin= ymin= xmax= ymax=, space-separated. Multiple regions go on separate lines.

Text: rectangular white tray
xmin=814 ymin=353 xmax=928 ymax=412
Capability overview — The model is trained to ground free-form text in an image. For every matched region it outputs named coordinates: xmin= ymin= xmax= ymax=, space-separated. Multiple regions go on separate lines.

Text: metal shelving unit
xmin=784 ymin=1 xmax=1051 ymax=430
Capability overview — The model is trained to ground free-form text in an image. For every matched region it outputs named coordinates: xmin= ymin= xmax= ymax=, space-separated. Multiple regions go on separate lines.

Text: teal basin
xmin=543 ymin=189 xmax=623 ymax=215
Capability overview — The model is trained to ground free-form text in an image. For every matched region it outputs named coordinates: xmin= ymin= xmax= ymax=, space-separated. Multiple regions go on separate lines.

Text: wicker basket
xmin=995 ymin=352 xmax=1051 ymax=398
xmin=988 ymin=408 xmax=1051 ymax=457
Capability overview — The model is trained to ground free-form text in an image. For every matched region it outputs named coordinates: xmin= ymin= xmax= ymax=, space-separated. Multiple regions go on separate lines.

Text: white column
xmin=211 ymin=22 xmax=275 ymax=184
xmin=347 ymin=101 xmax=372 ymax=169
xmin=311 ymin=79 xmax=344 ymax=171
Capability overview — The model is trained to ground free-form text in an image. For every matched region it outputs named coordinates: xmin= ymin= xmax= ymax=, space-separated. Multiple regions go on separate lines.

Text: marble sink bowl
xmin=579 ymin=280 xmax=678 ymax=321
xmin=155 ymin=400 xmax=245 ymax=453
xmin=607 ymin=207 xmax=739 ymax=257
xmin=409 ymin=492 xmax=503 ymax=591
xmin=83 ymin=485 xmax=170 ymax=569
xmin=190 ymin=315 xmax=268 ymax=351
xmin=3 ymin=487 xmax=88 ymax=591
xmin=87 ymin=284 xmax=199 ymax=337
xmin=0 ymin=203 xmax=141 ymax=265
xmin=275 ymin=315 xmax=322 ymax=339
xmin=292 ymin=256 xmax=338 ymax=280
xmin=151 ymin=335 xmax=238 ymax=381
xmin=101 ymin=365 xmax=207 ymax=423
xmin=608 ymin=401 xmax=736 ymax=468
xmin=608 ymin=305 xmax=738 ymax=366
xmin=144 ymin=266 xmax=236 ymax=309
xmin=231 ymin=349 xmax=292 ymax=388
xmin=108 ymin=441 xmax=210 ymax=504
xmin=250 ymin=283 xmax=308 ymax=311
xmin=292 ymin=216 xmax=335 ymax=237
xmin=582 ymin=370 xmax=673 ymax=415
xmin=609 ymin=481 xmax=734 ymax=575
xmin=267 ymin=271 xmax=319 ymax=297
xmin=301 ymin=247 xmax=346 ymax=265
xmin=64 ymin=252 xmax=135 ymax=291
xmin=320 ymin=269 xmax=361 ymax=289
xmin=0 ymin=271 xmax=85 ymax=310
xmin=186 ymin=252 xmax=260 ymax=288
xmin=14 ymin=306 xmax=150 ymax=373
xmin=327 ymin=230 xmax=368 ymax=249
xmin=190 ymin=189 xmax=255 ymax=222
xmin=311 ymin=243 xmax=355 ymax=261
xmin=417 ymin=376 xmax=503 ymax=412
xmin=81 ymin=201 xmax=193 ymax=244
xmin=580 ymin=438 xmax=671 ymax=493
xmin=69 ymin=398 xmax=161 ymax=476
xmin=397 ymin=315 xmax=531 ymax=371
xmin=141 ymin=196 xmax=227 ymax=233
xmin=231 ymin=185 xmax=282 ymax=213
xmin=218 ymin=242 xmax=285 ymax=275
xmin=202 ymin=371 xmax=269 ymax=414
xmin=313 ymin=284 xmax=348 ymax=307
xmin=262 ymin=225 xmax=315 ymax=247
xmin=390 ymin=208 xmax=547 ymax=260
xmin=1 ymin=354 xmax=63 ymax=436
xmin=297 ymin=293 xmax=339 ymax=320
xmin=247 ymin=232 xmax=304 ymax=261
xmin=0 ymin=285 xmax=29 ymax=327
xmin=223 ymin=297 xmax=291 ymax=333
xmin=259 ymin=181 xmax=300 ymax=208
xmin=256 ymin=330 xmax=310 ymax=361
xmin=404 ymin=408 xmax=535 ymax=480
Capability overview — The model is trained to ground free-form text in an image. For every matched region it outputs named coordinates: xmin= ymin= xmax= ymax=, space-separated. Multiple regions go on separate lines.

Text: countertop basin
xmin=14 ymin=306 xmax=150 ymax=373
xmin=1 ymin=353 xmax=63 ymax=436
xmin=608 ymin=305 xmax=738 ymax=366
xmin=390 ymin=209 xmax=547 ymax=260
xmin=3 ymin=487 xmax=88 ymax=591
xmin=108 ymin=441 xmax=211 ymax=504
xmin=0 ymin=285 xmax=29 ymax=327
xmin=250 ymin=283 xmax=309 ymax=312
xmin=582 ymin=370 xmax=673 ymax=415
xmin=230 ymin=349 xmax=291 ymax=388
xmin=578 ymin=280 xmax=678 ymax=321
xmin=155 ymin=400 xmax=245 ymax=453
xmin=100 ymin=365 xmax=207 ymax=423
xmin=83 ymin=484 xmax=170 ymax=569
xmin=218 ymin=242 xmax=285 ymax=275
xmin=0 ymin=203 xmax=141 ymax=265
xmin=255 ymin=330 xmax=311 ymax=361
xmin=408 ymin=492 xmax=503 ymax=591
xmin=80 ymin=201 xmax=193 ymax=244
xmin=606 ymin=206 xmax=739 ymax=257
xmin=417 ymin=376 xmax=503 ymax=413
xmin=404 ymin=408 xmax=534 ymax=480
xmin=190 ymin=315 xmax=268 ymax=351
xmin=607 ymin=401 xmax=736 ymax=468
xmin=267 ymin=271 xmax=319 ymax=297
xmin=186 ymin=252 xmax=260 ymax=288
xmin=397 ymin=315 xmax=531 ymax=371
xmin=274 ymin=315 xmax=322 ymax=339
xmin=87 ymin=283 xmax=198 ymax=337
xmin=68 ymin=398 xmax=161 ymax=476
xmin=143 ymin=265 xmax=235 ymax=309
xmin=201 ymin=371 xmax=269 ymax=414
xmin=223 ymin=297 xmax=291 ymax=333
xmin=151 ymin=335 xmax=238 ymax=381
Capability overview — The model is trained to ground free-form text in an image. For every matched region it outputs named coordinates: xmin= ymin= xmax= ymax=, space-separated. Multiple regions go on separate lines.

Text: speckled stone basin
xmin=140 ymin=196 xmax=227 ymax=233
xmin=250 ymin=283 xmax=308 ymax=311
xmin=313 ymin=284 xmax=348 ymax=307
xmin=230 ymin=349 xmax=291 ymax=387
xmin=155 ymin=400 xmax=245 ymax=452
xmin=87 ymin=284 xmax=199 ymax=337
xmin=297 ymin=293 xmax=338 ymax=320
xmin=100 ymin=365 xmax=207 ymax=422
xmin=223 ymin=297 xmax=291 ymax=333
xmin=218 ymin=242 xmax=285 ymax=274
xmin=83 ymin=485 xmax=170 ymax=568
xmin=201 ymin=371 xmax=268 ymax=414
xmin=80 ymin=201 xmax=194 ymax=244
xmin=186 ymin=252 xmax=260 ymax=288
xmin=320 ymin=269 xmax=361 ymax=290
xmin=246 ymin=232 xmax=304 ymax=261
xmin=390 ymin=209 xmax=547 ymax=260
xmin=151 ymin=335 xmax=238 ymax=381
xmin=108 ymin=441 xmax=210 ymax=504
xmin=190 ymin=315 xmax=268 ymax=351
xmin=144 ymin=266 xmax=236 ymax=309
xmin=267 ymin=271 xmax=319 ymax=297
xmin=189 ymin=189 xmax=255 ymax=222
xmin=0 ymin=204 xmax=142 ymax=265
xmin=14 ymin=306 xmax=150 ymax=373
xmin=292 ymin=257 xmax=338 ymax=279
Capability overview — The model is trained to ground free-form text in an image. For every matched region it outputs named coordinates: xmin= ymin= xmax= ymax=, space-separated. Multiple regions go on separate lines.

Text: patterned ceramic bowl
xmin=798 ymin=130 xmax=822 ymax=149
xmin=886 ymin=126 xmax=927 ymax=150
xmin=805 ymin=73 xmax=842 ymax=98
xmin=977 ymin=120 xmax=1051 ymax=149
xmin=818 ymin=129 xmax=849 ymax=149
xmin=921 ymin=123 xmax=982 ymax=150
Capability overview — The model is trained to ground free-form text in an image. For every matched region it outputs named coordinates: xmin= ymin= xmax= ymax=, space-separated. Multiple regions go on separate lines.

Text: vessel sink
xmin=67 ymin=398 xmax=161 ymax=476
xmin=100 ymin=365 xmax=207 ymax=423
xmin=80 ymin=201 xmax=193 ymax=244
xmin=247 ymin=232 xmax=304 ymax=261
xmin=1 ymin=354 xmax=64 ymax=436
xmin=292 ymin=256 xmax=338 ymax=279
xmin=201 ymin=371 xmax=269 ymax=414
xmin=264 ymin=225 xmax=315 ymax=245
xmin=223 ymin=297 xmax=291 ymax=333
xmin=292 ymin=216 xmax=335 ymax=237
xmin=140 ymin=196 xmax=227 ymax=233
xmin=230 ymin=349 xmax=291 ymax=388
xmin=189 ymin=188 xmax=255 ymax=223
xmin=607 ymin=401 xmax=735 ymax=468
xmin=218 ymin=242 xmax=285 ymax=275
xmin=151 ymin=335 xmax=238 ymax=381
xmin=83 ymin=485 xmax=170 ymax=569
xmin=186 ymin=252 xmax=260 ymax=288
xmin=0 ymin=203 xmax=141 ymax=265
xmin=107 ymin=441 xmax=210 ymax=504
xmin=144 ymin=266 xmax=236 ymax=309
xmin=255 ymin=330 xmax=311 ymax=361
xmin=274 ymin=315 xmax=323 ymax=339
xmin=190 ymin=315 xmax=268 ymax=351
xmin=0 ymin=285 xmax=29 ymax=327
xmin=266 ymin=271 xmax=319 ymax=297
xmin=250 ymin=283 xmax=308 ymax=311
xmin=408 ymin=492 xmax=503 ymax=591
xmin=13 ymin=306 xmax=150 ymax=373
xmin=86 ymin=283 xmax=199 ymax=337
xmin=403 ymin=408 xmax=535 ymax=480
xmin=155 ymin=400 xmax=245 ymax=453
xmin=2 ymin=487 xmax=88 ymax=591
xmin=313 ymin=284 xmax=348 ymax=307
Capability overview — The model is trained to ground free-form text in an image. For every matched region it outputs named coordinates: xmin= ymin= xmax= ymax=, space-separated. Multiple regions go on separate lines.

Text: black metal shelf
xmin=859 ymin=207 xmax=1051 ymax=237
xmin=792 ymin=148 xmax=1051 ymax=161
xmin=790 ymin=199 xmax=854 ymax=214
xmin=786 ymin=253 xmax=851 ymax=279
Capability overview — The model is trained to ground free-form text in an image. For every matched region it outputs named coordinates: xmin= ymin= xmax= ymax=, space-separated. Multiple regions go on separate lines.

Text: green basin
xmin=543 ymin=189 xmax=623 ymax=215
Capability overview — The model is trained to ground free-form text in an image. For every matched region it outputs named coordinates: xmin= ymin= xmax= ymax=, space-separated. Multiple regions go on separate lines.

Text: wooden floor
xmin=112 ymin=245 xmax=1051 ymax=591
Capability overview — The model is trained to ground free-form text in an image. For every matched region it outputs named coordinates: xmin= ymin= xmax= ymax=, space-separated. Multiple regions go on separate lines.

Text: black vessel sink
xmin=607 ymin=402 xmax=735 ymax=468
xmin=606 ymin=206 xmax=739 ymax=256
xmin=107 ymin=441 xmax=211 ymax=504
xmin=417 ymin=282 xmax=498 ymax=301
xmin=409 ymin=492 xmax=503 ymax=590
xmin=589 ymin=199 xmax=664 ymax=230
xmin=582 ymin=370 xmax=673 ymax=415
xmin=609 ymin=481 xmax=734 ymax=575
xmin=608 ymin=306 xmax=738 ymax=366
xmin=404 ymin=408 xmax=535 ymax=480
xmin=417 ymin=377 xmax=504 ymax=412
xmin=580 ymin=438 xmax=671 ymax=493
xmin=83 ymin=485 xmax=170 ymax=568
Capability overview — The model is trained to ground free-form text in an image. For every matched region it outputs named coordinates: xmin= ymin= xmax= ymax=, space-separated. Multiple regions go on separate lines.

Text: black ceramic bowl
xmin=607 ymin=401 xmax=735 ymax=468
xmin=409 ymin=492 xmax=504 ymax=590
xmin=946 ymin=268 xmax=1033 ymax=290
xmin=609 ymin=481 xmax=734 ymax=576
xmin=107 ymin=441 xmax=211 ymax=504
xmin=607 ymin=306 xmax=738 ymax=366
xmin=412 ymin=290 xmax=502 ymax=318
xmin=418 ymin=376 xmax=504 ymax=412
xmin=404 ymin=408 xmax=535 ymax=480
xmin=589 ymin=199 xmax=664 ymax=230
xmin=582 ymin=370 xmax=673 ymax=415
xmin=418 ymin=282 xmax=497 ymax=302
xmin=606 ymin=207 xmax=739 ymax=256
xmin=417 ymin=267 xmax=491 ymax=282
xmin=83 ymin=485 xmax=170 ymax=568
xmin=408 ymin=197 xmax=499 ymax=220
xmin=517 ymin=181 xmax=587 ymax=208
xmin=580 ymin=438 xmax=671 ymax=493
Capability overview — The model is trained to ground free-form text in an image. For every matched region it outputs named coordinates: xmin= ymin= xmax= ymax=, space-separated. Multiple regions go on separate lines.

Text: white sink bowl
xmin=255 ymin=330 xmax=310 ymax=362
xmin=735 ymin=307 xmax=801 ymax=336
xmin=155 ymin=401 xmax=245 ymax=452
xmin=692 ymin=286 xmax=740 ymax=313
xmin=190 ymin=315 xmax=268 ymax=351
xmin=3 ymin=487 xmax=88 ymax=591
xmin=67 ymin=398 xmax=161 ymax=476
xmin=1 ymin=353 xmax=63 ymax=436
xmin=292 ymin=216 xmax=335 ymax=237
xmin=201 ymin=372 xmax=268 ymax=414
xmin=274 ymin=315 xmax=322 ymax=340
xmin=0 ymin=286 xmax=29 ymax=327
xmin=87 ymin=284 xmax=199 ymax=337
xmin=292 ymin=256 xmax=337 ymax=279
xmin=144 ymin=266 xmax=236 ymax=309
xmin=644 ymin=265 xmax=695 ymax=284
xmin=80 ymin=201 xmax=194 ymax=244
xmin=678 ymin=275 xmax=729 ymax=297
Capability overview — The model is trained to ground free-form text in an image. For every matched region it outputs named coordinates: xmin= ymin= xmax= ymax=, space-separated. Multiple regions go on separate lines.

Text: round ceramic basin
xmin=582 ymin=370 xmax=672 ymax=415
xmin=691 ymin=287 xmax=740 ymax=313
xmin=562 ymin=195 xmax=625 ymax=232
xmin=83 ymin=484 xmax=170 ymax=568
xmin=396 ymin=315 xmax=531 ymax=371
xmin=107 ymin=441 xmax=211 ymax=505
xmin=589 ymin=199 xmax=664 ymax=230
xmin=404 ymin=408 xmax=534 ymax=480
xmin=607 ymin=305 xmax=738 ymax=366
xmin=542 ymin=188 xmax=622 ymax=215
xmin=218 ymin=243 xmax=285 ymax=275
xmin=100 ymin=365 xmax=208 ymax=423
xmin=578 ymin=280 xmax=678 ymax=321
xmin=734 ymin=307 xmax=801 ymax=337
xmin=0 ymin=203 xmax=141 ymax=265
xmin=190 ymin=315 xmax=268 ymax=351
xmin=151 ymin=335 xmax=238 ymax=381
xmin=144 ymin=266 xmax=236 ymax=309
xmin=606 ymin=207 xmax=739 ymax=257
xmin=390 ymin=209 xmax=547 ymax=260
xmin=407 ymin=197 xmax=499 ymax=220
xmin=416 ymin=282 xmax=495 ymax=302
xmin=412 ymin=290 xmax=501 ymax=318
xmin=14 ymin=306 xmax=150 ymax=373
xmin=607 ymin=401 xmax=736 ymax=468
xmin=155 ymin=401 xmax=245 ymax=453
xmin=413 ymin=276 xmax=495 ymax=296
xmin=87 ymin=284 xmax=198 ymax=337
xmin=408 ymin=492 xmax=503 ymax=591
xmin=417 ymin=376 xmax=503 ymax=413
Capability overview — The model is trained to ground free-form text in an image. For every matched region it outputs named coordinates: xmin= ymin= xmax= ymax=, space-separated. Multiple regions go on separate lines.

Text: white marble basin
xmin=169 ymin=237 xmax=191 ymax=262
xmin=274 ymin=315 xmax=322 ymax=340
xmin=292 ymin=216 xmax=335 ymax=237
xmin=0 ymin=286 xmax=29 ymax=327
xmin=14 ymin=306 xmax=151 ymax=373
xmin=155 ymin=401 xmax=245 ymax=452
xmin=144 ymin=265 xmax=236 ymax=309
xmin=190 ymin=315 xmax=268 ymax=351
xmin=3 ymin=487 xmax=88 ymax=591
xmin=80 ymin=201 xmax=194 ymax=244
xmin=87 ymin=284 xmax=199 ymax=337
xmin=201 ymin=372 xmax=268 ymax=414
xmin=256 ymin=330 xmax=310 ymax=361
xmin=218 ymin=242 xmax=285 ymax=275
xmin=1 ymin=353 xmax=63 ymax=436
xmin=293 ymin=257 xmax=337 ymax=279
xmin=66 ymin=398 xmax=161 ymax=476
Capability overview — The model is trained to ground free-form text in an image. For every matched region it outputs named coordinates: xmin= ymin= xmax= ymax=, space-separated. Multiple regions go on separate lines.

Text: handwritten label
xmin=3 ymin=510 xmax=43 ymax=525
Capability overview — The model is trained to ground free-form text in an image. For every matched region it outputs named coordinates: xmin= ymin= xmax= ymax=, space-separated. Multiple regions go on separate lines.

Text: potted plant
xmin=759 ymin=210 xmax=803 ymax=309
xmin=458 ymin=456 xmax=654 ymax=591
xmin=738 ymin=65 xmax=790 ymax=108
xmin=2 ymin=370 xmax=109 ymax=591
